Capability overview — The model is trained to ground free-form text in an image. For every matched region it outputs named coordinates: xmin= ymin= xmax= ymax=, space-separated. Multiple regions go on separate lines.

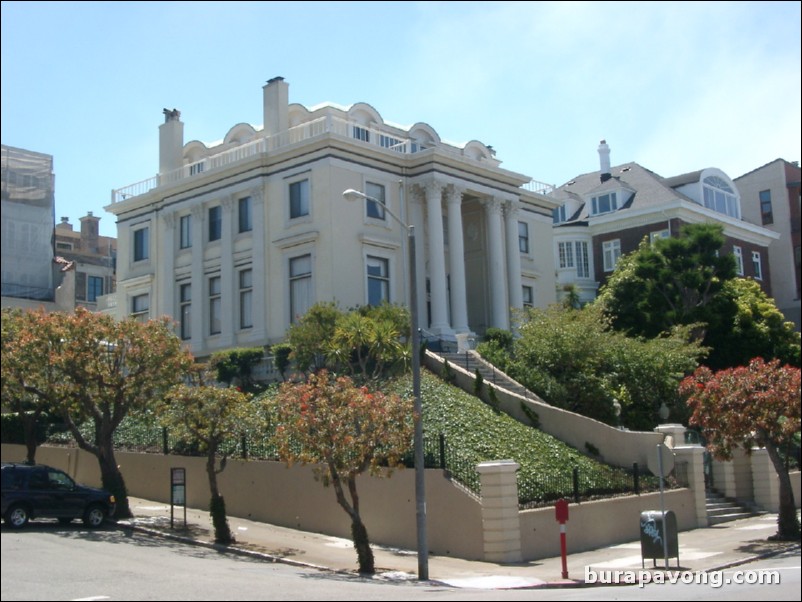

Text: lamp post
xmin=342 ymin=186 xmax=428 ymax=580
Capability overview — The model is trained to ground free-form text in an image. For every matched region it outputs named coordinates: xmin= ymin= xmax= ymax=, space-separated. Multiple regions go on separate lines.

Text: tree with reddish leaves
xmin=268 ymin=371 xmax=413 ymax=574
xmin=680 ymin=358 xmax=801 ymax=540
xmin=2 ymin=308 xmax=193 ymax=518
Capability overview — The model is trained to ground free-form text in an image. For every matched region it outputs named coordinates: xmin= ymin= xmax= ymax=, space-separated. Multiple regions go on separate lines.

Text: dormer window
xmin=591 ymin=192 xmax=618 ymax=216
xmin=553 ymin=205 xmax=568 ymax=224
xmin=702 ymin=176 xmax=739 ymax=219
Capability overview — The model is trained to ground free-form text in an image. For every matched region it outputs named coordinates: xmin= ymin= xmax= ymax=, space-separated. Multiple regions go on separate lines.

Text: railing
xmin=112 ymin=114 xmax=551 ymax=203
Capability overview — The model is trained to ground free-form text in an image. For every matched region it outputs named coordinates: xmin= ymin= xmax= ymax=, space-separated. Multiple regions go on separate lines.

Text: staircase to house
xmin=437 ymin=351 xmax=535 ymax=400
xmin=705 ymin=490 xmax=759 ymax=525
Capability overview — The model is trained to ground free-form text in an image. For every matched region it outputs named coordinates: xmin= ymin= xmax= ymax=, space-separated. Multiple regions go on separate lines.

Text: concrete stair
xmin=706 ymin=490 xmax=757 ymax=525
xmin=437 ymin=351 xmax=534 ymax=400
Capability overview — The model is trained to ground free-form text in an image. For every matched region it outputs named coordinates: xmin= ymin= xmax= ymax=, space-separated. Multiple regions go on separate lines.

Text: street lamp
xmin=342 ymin=186 xmax=428 ymax=580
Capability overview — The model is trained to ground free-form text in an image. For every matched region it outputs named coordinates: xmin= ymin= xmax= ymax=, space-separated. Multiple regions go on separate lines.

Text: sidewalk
xmin=120 ymin=497 xmax=800 ymax=589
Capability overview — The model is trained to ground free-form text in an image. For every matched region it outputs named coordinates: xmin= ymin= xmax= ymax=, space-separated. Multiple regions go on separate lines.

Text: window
xmin=353 ymin=125 xmax=370 ymax=142
xmin=133 ymin=227 xmax=149 ymax=261
xmin=522 ymin=285 xmax=534 ymax=308
xmin=238 ymin=197 xmax=252 ymax=233
xmin=703 ymin=176 xmax=739 ymax=218
xmin=179 ymin=215 xmax=192 ymax=249
xmin=208 ymin=206 xmax=222 ymax=242
xmin=366 ymin=256 xmax=389 ymax=306
xmin=552 ymin=205 xmax=568 ymax=224
xmin=759 ymin=190 xmax=773 ymax=225
xmin=575 ymin=241 xmax=590 ymax=278
xmin=518 ymin=222 xmax=529 ymax=254
xmin=558 ymin=242 xmax=574 ymax=268
xmin=289 ymin=255 xmax=312 ymax=323
xmin=239 ymin=269 xmax=253 ymax=329
xmin=752 ymin=251 xmax=763 ymax=280
xmin=209 ymin=276 xmax=221 ymax=335
xmin=131 ymin=294 xmax=149 ymax=321
xmin=649 ymin=229 xmax=670 ymax=244
xmin=87 ymin=276 xmax=103 ymax=303
xmin=603 ymin=239 xmax=622 ymax=272
xmin=591 ymin=192 xmax=618 ymax=215
xmin=289 ymin=179 xmax=309 ymax=219
xmin=179 ymin=283 xmax=191 ymax=340
xmin=733 ymin=246 xmax=744 ymax=276
xmin=365 ymin=182 xmax=386 ymax=220
xmin=379 ymin=134 xmax=404 ymax=151
xmin=189 ymin=162 xmax=204 ymax=176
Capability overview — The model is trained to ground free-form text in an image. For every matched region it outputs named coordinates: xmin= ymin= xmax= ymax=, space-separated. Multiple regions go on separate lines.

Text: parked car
xmin=1 ymin=463 xmax=116 ymax=528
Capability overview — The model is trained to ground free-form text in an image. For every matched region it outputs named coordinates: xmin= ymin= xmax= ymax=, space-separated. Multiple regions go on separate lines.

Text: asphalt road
xmin=2 ymin=522 xmax=799 ymax=601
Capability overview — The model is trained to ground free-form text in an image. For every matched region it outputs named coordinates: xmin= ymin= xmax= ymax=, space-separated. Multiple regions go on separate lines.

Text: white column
xmin=160 ymin=212 xmax=176 ymax=321
xmin=425 ymin=180 xmax=451 ymax=334
xmin=250 ymin=188 xmax=267 ymax=340
xmin=504 ymin=200 xmax=524 ymax=316
xmin=673 ymin=446 xmax=708 ymax=528
xmin=446 ymin=185 xmax=469 ymax=334
xmin=484 ymin=198 xmax=509 ymax=330
xmin=476 ymin=460 xmax=522 ymax=563
xmin=190 ymin=204 xmax=205 ymax=355
xmin=219 ymin=197 xmax=235 ymax=347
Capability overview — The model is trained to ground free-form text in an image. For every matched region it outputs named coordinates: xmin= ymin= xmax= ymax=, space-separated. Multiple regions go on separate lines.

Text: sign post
xmin=555 ymin=498 xmax=569 ymax=579
xmin=170 ymin=467 xmax=186 ymax=529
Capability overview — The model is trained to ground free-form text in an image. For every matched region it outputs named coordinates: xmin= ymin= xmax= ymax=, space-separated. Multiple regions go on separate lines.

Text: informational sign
xmin=170 ymin=467 xmax=186 ymax=529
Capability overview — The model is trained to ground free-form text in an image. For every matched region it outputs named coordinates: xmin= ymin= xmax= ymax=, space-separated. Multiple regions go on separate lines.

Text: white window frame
xmin=289 ymin=253 xmax=313 ymax=324
xmin=87 ymin=275 xmax=104 ymax=303
xmin=209 ymin=275 xmax=221 ymax=335
xmin=238 ymin=196 xmax=252 ymax=233
xmin=518 ymin=221 xmax=530 ymax=254
xmin=558 ymin=241 xmax=574 ymax=268
xmin=522 ymin=285 xmax=534 ymax=308
xmin=239 ymin=268 xmax=253 ymax=329
xmin=603 ymin=239 xmax=622 ymax=272
xmin=649 ymin=229 xmax=670 ymax=244
xmin=131 ymin=293 xmax=150 ymax=321
xmin=575 ymin=241 xmax=590 ymax=278
xmin=751 ymin=251 xmax=763 ymax=281
xmin=365 ymin=182 xmax=387 ymax=221
xmin=733 ymin=246 xmax=744 ymax=276
xmin=591 ymin=192 xmax=618 ymax=216
xmin=288 ymin=177 xmax=311 ymax=221
xmin=366 ymin=255 xmax=390 ymax=307
xmin=179 ymin=283 xmax=191 ymax=340
xmin=179 ymin=214 xmax=192 ymax=249
xmin=133 ymin=226 xmax=149 ymax=262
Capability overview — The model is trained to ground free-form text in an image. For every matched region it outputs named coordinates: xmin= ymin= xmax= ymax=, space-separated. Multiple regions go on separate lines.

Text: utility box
xmin=639 ymin=510 xmax=679 ymax=567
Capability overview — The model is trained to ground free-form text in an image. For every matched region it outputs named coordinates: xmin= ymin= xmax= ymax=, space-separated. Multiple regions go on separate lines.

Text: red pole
xmin=560 ymin=524 xmax=568 ymax=579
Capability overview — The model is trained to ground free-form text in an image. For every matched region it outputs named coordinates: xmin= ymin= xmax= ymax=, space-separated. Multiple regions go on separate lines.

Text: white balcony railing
xmin=111 ymin=115 xmax=549 ymax=203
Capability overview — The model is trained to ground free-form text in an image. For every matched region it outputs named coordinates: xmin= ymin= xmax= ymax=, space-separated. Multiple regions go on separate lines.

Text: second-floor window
xmin=759 ymin=190 xmax=773 ymax=225
xmin=209 ymin=276 xmax=221 ymax=335
xmin=290 ymin=179 xmax=309 ymax=219
xmin=518 ymin=222 xmax=530 ymax=254
xmin=733 ymin=246 xmax=744 ymax=276
xmin=239 ymin=196 xmax=252 ymax=233
xmin=133 ymin=227 xmax=149 ymax=261
xmin=209 ymin=206 xmax=222 ymax=242
xmin=366 ymin=182 xmax=386 ymax=220
xmin=752 ymin=251 xmax=763 ymax=280
xmin=179 ymin=215 xmax=192 ymax=249
xmin=603 ymin=239 xmax=621 ymax=272
xmin=239 ymin=268 xmax=253 ymax=329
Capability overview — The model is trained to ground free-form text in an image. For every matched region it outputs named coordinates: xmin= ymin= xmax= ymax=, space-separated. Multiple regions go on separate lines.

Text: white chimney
xmin=159 ymin=108 xmax=184 ymax=175
xmin=263 ymin=77 xmax=289 ymax=137
xmin=598 ymin=139 xmax=612 ymax=183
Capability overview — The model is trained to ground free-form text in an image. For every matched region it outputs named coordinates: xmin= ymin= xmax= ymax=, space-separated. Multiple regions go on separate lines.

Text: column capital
xmin=444 ymin=184 xmax=465 ymax=205
xmin=222 ymin=195 xmax=235 ymax=211
xmin=482 ymin=197 xmax=504 ymax=215
xmin=162 ymin=211 xmax=176 ymax=228
xmin=191 ymin=204 xmax=204 ymax=219
xmin=504 ymin=199 xmax=521 ymax=218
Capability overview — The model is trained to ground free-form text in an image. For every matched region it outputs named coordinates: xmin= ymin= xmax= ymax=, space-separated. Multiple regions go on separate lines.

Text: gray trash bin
xmin=639 ymin=510 xmax=679 ymax=567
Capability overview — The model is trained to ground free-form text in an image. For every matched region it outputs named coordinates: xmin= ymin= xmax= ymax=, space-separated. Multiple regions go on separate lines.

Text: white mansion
xmin=105 ymin=78 xmax=558 ymax=358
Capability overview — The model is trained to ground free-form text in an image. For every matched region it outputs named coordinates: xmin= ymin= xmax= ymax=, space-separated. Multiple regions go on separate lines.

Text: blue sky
xmin=2 ymin=1 xmax=800 ymax=238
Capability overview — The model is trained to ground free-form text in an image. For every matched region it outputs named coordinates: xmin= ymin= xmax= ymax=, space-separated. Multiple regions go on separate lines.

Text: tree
xmin=268 ymin=371 xmax=413 ymax=574
xmin=680 ymin=358 xmax=801 ymax=540
xmin=1 ymin=309 xmax=53 ymax=463
xmin=3 ymin=308 xmax=194 ymax=518
xmin=479 ymin=304 xmax=704 ymax=429
xmin=598 ymin=223 xmax=736 ymax=340
xmin=703 ymin=278 xmax=800 ymax=370
xmin=159 ymin=366 xmax=261 ymax=544
xmin=209 ymin=346 xmax=265 ymax=392
xmin=287 ymin=302 xmax=342 ymax=372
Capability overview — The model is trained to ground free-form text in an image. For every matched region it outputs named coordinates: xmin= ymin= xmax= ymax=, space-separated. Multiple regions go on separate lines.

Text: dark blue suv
xmin=1 ymin=463 xmax=116 ymax=528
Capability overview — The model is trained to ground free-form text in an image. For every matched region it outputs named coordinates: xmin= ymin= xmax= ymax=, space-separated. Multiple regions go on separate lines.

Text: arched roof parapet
xmin=288 ymin=103 xmax=311 ymax=127
xmin=408 ymin=122 xmax=441 ymax=146
xmin=183 ymin=140 xmax=208 ymax=163
xmin=348 ymin=102 xmax=383 ymax=126
xmin=462 ymin=140 xmax=493 ymax=162
xmin=224 ymin=123 xmax=257 ymax=145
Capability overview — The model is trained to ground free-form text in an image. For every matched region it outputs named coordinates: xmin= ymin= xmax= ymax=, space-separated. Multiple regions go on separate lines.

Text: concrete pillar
xmin=654 ymin=424 xmax=687 ymax=449
xmin=190 ymin=204 xmax=205 ymax=355
xmin=425 ymin=180 xmax=451 ymax=334
xmin=220 ymin=197 xmax=235 ymax=347
xmin=445 ymin=185 xmax=469 ymax=334
xmin=712 ymin=459 xmax=737 ymax=500
xmin=483 ymin=198 xmax=509 ymax=330
xmin=159 ymin=212 xmax=176 ymax=321
xmin=673 ymin=446 xmax=708 ymax=527
xmin=250 ymin=187 xmax=267 ymax=341
xmin=477 ymin=460 xmax=522 ymax=563
xmin=504 ymin=200 xmax=524 ymax=315
xmin=731 ymin=447 xmax=754 ymax=502
xmin=750 ymin=448 xmax=780 ymax=512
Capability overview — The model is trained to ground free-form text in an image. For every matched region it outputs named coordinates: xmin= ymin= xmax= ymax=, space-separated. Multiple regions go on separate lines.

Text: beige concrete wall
xmin=426 ymin=352 xmax=665 ymax=469
xmin=1 ymin=444 xmax=484 ymax=560
xmin=519 ymin=489 xmax=696 ymax=560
